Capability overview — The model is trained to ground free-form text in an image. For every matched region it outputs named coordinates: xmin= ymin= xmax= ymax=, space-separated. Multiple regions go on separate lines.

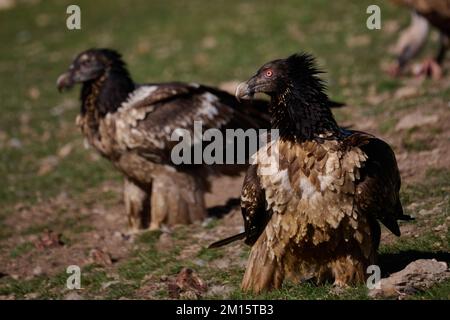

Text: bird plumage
xmin=211 ymin=53 xmax=411 ymax=292
xmin=58 ymin=48 xmax=273 ymax=231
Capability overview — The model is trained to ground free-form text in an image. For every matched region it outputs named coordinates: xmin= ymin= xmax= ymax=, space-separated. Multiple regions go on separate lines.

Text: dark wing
xmin=115 ymin=82 xmax=270 ymax=167
xmin=209 ymin=164 xmax=269 ymax=248
xmin=347 ymin=132 xmax=412 ymax=236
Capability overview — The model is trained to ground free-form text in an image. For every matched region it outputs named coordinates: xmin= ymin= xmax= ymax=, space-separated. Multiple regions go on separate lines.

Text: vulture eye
xmin=264 ymin=69 xmax=273 ymax=78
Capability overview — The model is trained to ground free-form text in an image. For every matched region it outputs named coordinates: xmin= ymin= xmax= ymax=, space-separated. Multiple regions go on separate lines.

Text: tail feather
xmin=208 ymin=232 xmax=246 ymax=249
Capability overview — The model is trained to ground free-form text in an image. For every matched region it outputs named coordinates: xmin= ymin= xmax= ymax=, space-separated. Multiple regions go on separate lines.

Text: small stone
xmin=393 ymin=86 xmax=419 ymax=100
xmin=160 ymin=275 xmax=168 ymax=282
xmin=24 ymin=292 xmax=39 ymax=299
xmin=28 ymin=87 xmax=40 ymax=100
xmin=37 ymin=156 xmax=59 ymax=176
xmin=57 ymin=143 xmax=73 ymax=159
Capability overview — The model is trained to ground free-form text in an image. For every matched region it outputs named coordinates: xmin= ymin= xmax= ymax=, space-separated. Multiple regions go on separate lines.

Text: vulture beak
xmin=56 ymin=72 xmax=75 ymax=92
xmin=235 ymin=77 xmax=257 ymax=102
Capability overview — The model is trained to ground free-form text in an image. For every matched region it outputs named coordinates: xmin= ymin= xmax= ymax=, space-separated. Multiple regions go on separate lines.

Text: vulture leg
xmin=241 ymin=231 xmax=285 ymax=293
xmin=124 ymin=177 xmax=151 ymax=232
xmin=149 ymin=168 xmax=207 ymax=230
xmin=329 ymin=254 xmax=367 ymax=287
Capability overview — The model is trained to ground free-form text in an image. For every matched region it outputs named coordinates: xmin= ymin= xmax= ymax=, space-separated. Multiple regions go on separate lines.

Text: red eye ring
xmin=265 ymin=69 xmax=273 ymax=77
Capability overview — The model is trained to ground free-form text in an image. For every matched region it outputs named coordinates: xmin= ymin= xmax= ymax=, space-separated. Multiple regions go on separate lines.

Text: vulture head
xmin=57 ymin=48 xmax=127 ymax=92
xmin=235 ymin=53 xmax=326 ymax=101
xmin=236 ymin=53 xmax=338 ymax=141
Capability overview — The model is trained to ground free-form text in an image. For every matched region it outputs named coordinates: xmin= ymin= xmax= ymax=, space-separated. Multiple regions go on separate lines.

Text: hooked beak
xmin=56 ymin=72 xmax=75 ymax=92
xmin=235 ymin=74 xmax=260 ymax=102
xmin=235 ymin=82 xmax=253 ymax=102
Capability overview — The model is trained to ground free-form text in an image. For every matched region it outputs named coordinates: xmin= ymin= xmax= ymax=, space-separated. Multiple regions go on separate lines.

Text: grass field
xmin=0 ymin=0 xmax=449 ymax=299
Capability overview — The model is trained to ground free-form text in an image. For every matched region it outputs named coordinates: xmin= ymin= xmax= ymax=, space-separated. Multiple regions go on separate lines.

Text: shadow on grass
xmin=379 ymin=250 xmax=450 ymax=276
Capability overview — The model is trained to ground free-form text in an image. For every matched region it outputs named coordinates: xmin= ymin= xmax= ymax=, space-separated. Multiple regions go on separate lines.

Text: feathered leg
xmin=329 ymin=255 xmax=367 ymax=287
xmin=124 ymin=177 xmax=151 ymax=232
xmin=241 ymin=231 xmax=284 ymax=293
xmin=149 ymin=168 xmax=207 ymax=230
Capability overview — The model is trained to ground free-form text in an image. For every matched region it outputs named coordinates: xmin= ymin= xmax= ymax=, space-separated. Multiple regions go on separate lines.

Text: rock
xmin=24 ymin=292 xmax=39 ymax=299
xmin=433 ymin=224 xmax=447 ymax=232
xmin=101 ymin=281 xmax=120 ymax=290
xmin=27 ymin=87 xmax=40 ymax=100
xmin=57 ymin=143 xmax=73 ymax=159
xmin=395 ymin=111 xmax=439 ymax=131
xmin=32 ymin=266 xmax=43 ymax=276
xmin=201 ymin=36 xmax=217 ymax=49
xmin=0 ymin=0 xmax=15 ymax=11
xmin=37 ymin=156 xmax=59 ymax=176
xmin=8 ymin=138 xmax=22 ymax=149
xmin=369 ymin=259 xmax=450 ymax=299
xmin=206 ymin=285 xmax=232 ymax=298
xmin=346 ymin=34 xmax=371 ymax=48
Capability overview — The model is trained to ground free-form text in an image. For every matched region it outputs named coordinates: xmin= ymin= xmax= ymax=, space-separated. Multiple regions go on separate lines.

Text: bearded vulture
xmin=210 ymin=53 xmax=412 ymax=293
xmin=389 ymin=0 xmax=450 ymax=78
xmin=56 ymin=49 xmax=277 ymax=231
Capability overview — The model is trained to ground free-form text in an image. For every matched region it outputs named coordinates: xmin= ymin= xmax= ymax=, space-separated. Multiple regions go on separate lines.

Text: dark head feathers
xmin=80 ymin=48 xmax=125 ymax=65
xmin=285 ymin=52 xmax=328 ymax=93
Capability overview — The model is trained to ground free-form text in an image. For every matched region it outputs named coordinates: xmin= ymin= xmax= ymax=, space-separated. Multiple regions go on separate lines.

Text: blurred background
xmin=0 ymin=0 xmax=448 ymax=299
